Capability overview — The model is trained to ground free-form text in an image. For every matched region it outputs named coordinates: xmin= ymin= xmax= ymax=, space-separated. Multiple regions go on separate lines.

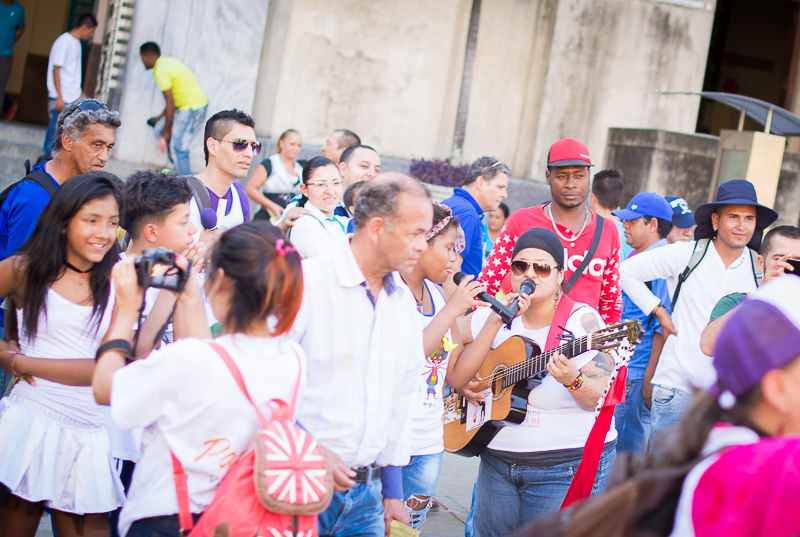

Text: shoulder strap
xmin=562 ymin=215 xmax=604 ymax=295
xmin=544 ymin=293 xmax=577 ymax=352
xmin=262 ymin=157 xmax=272 ymax=177
xmin=671 ymin=239 xmax=710 ymax=310
xmin=749 ymin=247 xmax=762 ymax=287
xmin=0 ymin=165 xmax=58 ymax=209
xmin=172 ymin=454 xmax=194 ymax=533
xmin=184 ymin=175 xmax=212 ymax=213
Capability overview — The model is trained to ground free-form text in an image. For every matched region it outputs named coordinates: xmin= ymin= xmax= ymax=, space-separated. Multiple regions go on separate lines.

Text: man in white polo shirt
xmin=620 ymin=180 xmax=778 ymax=450
xmin=291 ymin=172 xmax=432 ymax=537
xmin=43 ymin=13 xmax=97 ymax=157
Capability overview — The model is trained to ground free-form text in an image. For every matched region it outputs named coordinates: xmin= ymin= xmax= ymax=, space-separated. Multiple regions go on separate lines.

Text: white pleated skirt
xmin=0 ymin=392 xmax=125 ymax=514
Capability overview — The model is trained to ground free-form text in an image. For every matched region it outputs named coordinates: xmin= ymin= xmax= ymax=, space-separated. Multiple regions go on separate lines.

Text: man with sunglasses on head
xmin=479 ymin=139 xmax=622 ymax=324
xmin=140 ymin=41 xmax=209 ymax=176
xmin=442 ymin=156 xmax=510 ymax=278
xmin=0 ymin=97 xmax=119 ymax=395
xmin=187 ymin=109 xmax=256 ymax=249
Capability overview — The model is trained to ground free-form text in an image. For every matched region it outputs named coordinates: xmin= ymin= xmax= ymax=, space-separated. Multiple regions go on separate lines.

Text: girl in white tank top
xmin=0 ymin=172 xmax=126 ymax=537
xmin=397 ymin=203 xmax=493 ymax=531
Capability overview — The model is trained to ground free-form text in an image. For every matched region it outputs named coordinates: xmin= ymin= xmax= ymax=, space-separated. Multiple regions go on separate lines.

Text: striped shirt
xmin=290 ymin=239 xmax=424 ymax=467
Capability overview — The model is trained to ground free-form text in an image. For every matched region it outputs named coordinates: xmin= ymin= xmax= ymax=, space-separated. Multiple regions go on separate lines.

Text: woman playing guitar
xmin=461 ymin=228 xmax=618 ymax=536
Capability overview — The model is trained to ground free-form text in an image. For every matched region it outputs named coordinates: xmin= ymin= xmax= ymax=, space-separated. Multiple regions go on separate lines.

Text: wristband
xmin=652 ymin=303 xmax=663 ymax=315
xmin=9 ymin=351 xmax=22 ymax=377
xmin=565 ymin=371 xmax=584 ymax=392
xmin=95 ymin=339 xmax=132 ymax=362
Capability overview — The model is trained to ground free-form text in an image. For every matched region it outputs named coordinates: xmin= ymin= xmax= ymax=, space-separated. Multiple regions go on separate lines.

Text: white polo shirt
xmin=620 ymin=240 xmax=759 ymax=391
xmin=290 ymin=239 xmax=424 ymax=467
xmin=287 ymin=201 xmax=348 ymax=259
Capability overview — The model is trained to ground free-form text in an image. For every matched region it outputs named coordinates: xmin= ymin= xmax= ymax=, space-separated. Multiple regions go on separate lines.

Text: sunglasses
xmin=63 ymin=99 xmax=109 ymax=120
xmin=213 ymin=138 xmax=262 ymax=156
xmin=510 ymin=260 xmax=553 ymax=278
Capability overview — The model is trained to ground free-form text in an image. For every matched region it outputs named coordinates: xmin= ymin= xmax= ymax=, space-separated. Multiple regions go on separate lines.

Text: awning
xmin=662 ymin=91 xmax=800 ymax=136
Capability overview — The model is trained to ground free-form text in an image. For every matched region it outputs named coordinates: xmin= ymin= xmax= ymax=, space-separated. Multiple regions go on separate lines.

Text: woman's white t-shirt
xmin=262 ymin=153 xmax=302 ymax=194
xmin=111 ymin=334 xmax=306 ymax=537
xmin=287 ymin=201 xmax=349 ymax=259
xmin=411 ymin=280 xmax=455 ymax=456
xmin=470 ymin=303 xmax=617 ymax=453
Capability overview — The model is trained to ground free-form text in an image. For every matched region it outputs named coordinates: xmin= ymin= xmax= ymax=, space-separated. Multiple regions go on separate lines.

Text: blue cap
xmin=612 ymin=192 xmax=673 ymax=222
xmin=665 ymin=196 xmax=696 ymax=228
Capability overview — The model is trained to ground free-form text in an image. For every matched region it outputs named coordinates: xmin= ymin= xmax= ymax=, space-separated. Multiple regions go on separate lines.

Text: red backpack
xmin=171 ymin=342 xmax=335 ymax=537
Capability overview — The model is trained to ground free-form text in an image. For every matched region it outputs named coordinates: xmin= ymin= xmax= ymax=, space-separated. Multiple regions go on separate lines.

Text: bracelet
xmin=9 ymin=351 xmax=22 ymax=377
xmin=652 ymin=303 xmax=663 ymax=315
xmin=564 ymin=371 xmax=584 ymax=392
xmin=95 ymin=339 xmax=133 ymax=362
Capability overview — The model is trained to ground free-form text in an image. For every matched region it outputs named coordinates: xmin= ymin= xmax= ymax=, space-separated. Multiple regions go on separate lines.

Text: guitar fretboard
xmin=503 ymin=335 xmax=590 ymax=386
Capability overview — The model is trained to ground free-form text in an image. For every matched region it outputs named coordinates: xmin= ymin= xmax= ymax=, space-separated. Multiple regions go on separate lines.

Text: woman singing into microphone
xmin=461 ymin=228 xmax=617 ymax=536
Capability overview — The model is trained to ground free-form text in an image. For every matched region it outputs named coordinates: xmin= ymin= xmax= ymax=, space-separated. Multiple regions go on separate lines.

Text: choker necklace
xmin=66 ymin=262 xmax=92 ymax=286
xmin=547 ymin=203 xmax=590 ymax=243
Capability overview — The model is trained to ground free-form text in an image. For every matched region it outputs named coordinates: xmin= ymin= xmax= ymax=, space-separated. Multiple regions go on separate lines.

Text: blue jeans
xmin=318 ymin=479 xmax=384 ymax=537
xmin=614 ymin=378 xmax=651 ymax=454
xmin=473 ymin=446 xmax=616 ymax=537
xmin=157 ymin=105 xmax=207 ymax=175
xmin=648 ymin=384 xmax=693 ymax=454
xmin=43 ymin=98 xmax=69 ymax=157
xmin=402 ymin=452 xmax=443 ymax=530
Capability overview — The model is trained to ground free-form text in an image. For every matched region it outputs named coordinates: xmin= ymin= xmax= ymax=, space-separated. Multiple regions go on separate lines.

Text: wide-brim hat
xmin=694 ymin=179 xmax=778 ymax=251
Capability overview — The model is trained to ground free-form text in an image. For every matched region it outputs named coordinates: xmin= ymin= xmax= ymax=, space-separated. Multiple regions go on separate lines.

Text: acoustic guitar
xmin=442 ymin=320 xmax=643 ymax=457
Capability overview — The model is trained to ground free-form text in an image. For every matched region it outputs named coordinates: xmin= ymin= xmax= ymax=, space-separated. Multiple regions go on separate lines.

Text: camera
xmin=134 ymin=248 xmax=192 ymax=292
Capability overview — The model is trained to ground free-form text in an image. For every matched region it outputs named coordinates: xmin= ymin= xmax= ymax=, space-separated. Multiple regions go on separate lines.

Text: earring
xmin=554 ymin=287 xmax=561 ymax=308
xmin=777 ymin=412 xmax=787 ymax=436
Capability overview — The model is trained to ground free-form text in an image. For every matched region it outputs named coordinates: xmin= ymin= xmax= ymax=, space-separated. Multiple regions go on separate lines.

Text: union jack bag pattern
xmin=172 ymin=342 xmax=335 ymax=537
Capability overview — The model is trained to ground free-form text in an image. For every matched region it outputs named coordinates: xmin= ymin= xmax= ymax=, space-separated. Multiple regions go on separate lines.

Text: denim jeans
xmin=126 ymin=514 xmax=200 ymax=537
xmin=318 ymin=479 xmax=384 ymax=537
xmin=43 ymin=98 xmax=69 ymax=157
xmin=473 ymin=446 xmax=616 ymax=537
xmin=648 ymin=384 xmax=693 ymax=454
xmin=156 ymin=105 xmax=207 ymax=175
xmin=613 ymin=378 xmax=651 ymax=454
xmin=402 ymin=452 xmax=443 ymax=530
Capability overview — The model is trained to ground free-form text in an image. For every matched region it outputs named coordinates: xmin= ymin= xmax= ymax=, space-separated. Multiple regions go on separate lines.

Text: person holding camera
xmin=0 ymin=172 xmax=126 ymax=537
xmin=92 ymin=223 xmax=306 ymax=537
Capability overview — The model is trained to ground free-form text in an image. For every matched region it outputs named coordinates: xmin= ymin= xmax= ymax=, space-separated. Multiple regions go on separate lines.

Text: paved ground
xmin=35 ymin=452 xmax=479 ymax=537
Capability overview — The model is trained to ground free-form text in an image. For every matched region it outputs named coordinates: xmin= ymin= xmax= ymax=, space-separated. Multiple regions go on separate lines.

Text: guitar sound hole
xmin=489 ymin=364 xmax=508 ymax=401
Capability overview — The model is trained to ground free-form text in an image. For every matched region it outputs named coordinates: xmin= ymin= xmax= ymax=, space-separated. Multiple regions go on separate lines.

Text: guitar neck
xmin=504 ymin=334 xmax=591 ymax=386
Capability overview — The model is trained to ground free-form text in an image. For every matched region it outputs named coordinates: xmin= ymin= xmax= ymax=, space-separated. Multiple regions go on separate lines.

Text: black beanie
xmin=511 ymin=228 xmax=564 ymax=269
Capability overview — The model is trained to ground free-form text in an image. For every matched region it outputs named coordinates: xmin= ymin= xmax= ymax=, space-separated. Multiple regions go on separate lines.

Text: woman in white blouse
xmin=245 ymin=129 xmax=304 ymax=220
xmin=287 ymin=156 xmax=348 ymax=259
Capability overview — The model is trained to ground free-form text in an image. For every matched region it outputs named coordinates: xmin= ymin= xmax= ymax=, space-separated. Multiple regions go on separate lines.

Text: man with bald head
xmin=291 ymin=172 xmax=432 ymax=536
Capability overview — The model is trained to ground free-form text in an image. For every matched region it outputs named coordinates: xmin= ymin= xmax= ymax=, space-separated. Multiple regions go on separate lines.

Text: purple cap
xmin=712 ymin=277 xmax=800 ymax=397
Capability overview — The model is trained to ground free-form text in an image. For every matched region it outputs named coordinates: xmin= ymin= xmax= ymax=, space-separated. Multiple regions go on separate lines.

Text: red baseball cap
xmin=547 ymin=138 xmax=593 ymax=168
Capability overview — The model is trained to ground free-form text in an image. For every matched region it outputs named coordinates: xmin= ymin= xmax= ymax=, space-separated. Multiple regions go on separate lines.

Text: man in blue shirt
xmin=0 ymin=98 xmax=119 ymax=394
xmin=442 ymin=157 xmax=509 ymax=277
xmin=612 ymin=192 xmax=674 ymax=454
xmin=0 ymin=0 xmax=24 ymax=115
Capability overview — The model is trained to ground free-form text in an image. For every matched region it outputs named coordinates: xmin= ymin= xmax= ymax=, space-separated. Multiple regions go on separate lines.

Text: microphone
xmin=200 ymin=208 xmax=218 ymax=230
xmin=454 ymin=271 xmax=515 ymax=324
xmin=506 ymin=279 xmax=536 ymax=319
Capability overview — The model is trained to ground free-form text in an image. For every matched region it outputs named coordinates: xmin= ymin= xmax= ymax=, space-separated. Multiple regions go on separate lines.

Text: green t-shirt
xmin=709 ymin=292 xmax=748 ymax=322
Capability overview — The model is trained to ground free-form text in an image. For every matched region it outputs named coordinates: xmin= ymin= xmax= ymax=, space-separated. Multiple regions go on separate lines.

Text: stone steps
xmin=0 ymin=121 xmax=46 ymax=147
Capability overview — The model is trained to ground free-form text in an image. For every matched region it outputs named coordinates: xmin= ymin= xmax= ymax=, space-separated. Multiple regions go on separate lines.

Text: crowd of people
xmin=0 ymin=63 xmax=799 ymax=537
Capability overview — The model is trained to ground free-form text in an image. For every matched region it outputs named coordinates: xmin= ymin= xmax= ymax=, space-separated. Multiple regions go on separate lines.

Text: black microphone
xmin=454 ymin=271 xmax=515 ymax=323
xmin=506 ymin=279 xmax=536 ymax=319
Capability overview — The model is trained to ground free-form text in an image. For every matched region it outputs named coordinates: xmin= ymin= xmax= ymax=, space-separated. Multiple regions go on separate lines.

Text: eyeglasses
xmin=213 ymin=138 xmax=262 ymax=156
xmin=63 ymin=99 xmax=109 ymax=121
xmin=307 ymin=180 xmax=343 ymax=189
xmin=510 ymin=260 xmax=553 ymax=278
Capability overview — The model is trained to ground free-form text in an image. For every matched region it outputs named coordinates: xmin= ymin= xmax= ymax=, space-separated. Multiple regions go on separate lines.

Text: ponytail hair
xmin=206 ymin=221 xmax=303 ymax=335
xmin=297 ymin=155 xmax=336 ymax=208
xmin=276 ymin=129 xmax=299 ymax=155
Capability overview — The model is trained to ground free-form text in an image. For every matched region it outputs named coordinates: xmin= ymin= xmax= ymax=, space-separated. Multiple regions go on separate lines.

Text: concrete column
xmin=527 ymin=0 xmax=717 ymax=180
xmin=112 ymin=0 xmax=270 ymax=170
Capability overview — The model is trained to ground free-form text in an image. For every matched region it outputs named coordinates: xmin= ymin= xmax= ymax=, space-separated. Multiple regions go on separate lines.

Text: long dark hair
xmin=16 ymin=172 xmax=123 ymax=338
xmin=297 ymin=156 xmax=336 ymax=208
xmin=206 ymin=222 xmax=303 ymax=335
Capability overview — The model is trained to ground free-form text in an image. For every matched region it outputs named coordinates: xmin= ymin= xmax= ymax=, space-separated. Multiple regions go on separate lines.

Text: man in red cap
xmin=479 ymin=138 xmax=622 ymax=323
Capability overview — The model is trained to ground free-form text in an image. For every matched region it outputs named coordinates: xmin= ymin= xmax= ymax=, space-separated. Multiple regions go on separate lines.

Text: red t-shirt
xmin=478 ymin=204 xmax=621 ymax=324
